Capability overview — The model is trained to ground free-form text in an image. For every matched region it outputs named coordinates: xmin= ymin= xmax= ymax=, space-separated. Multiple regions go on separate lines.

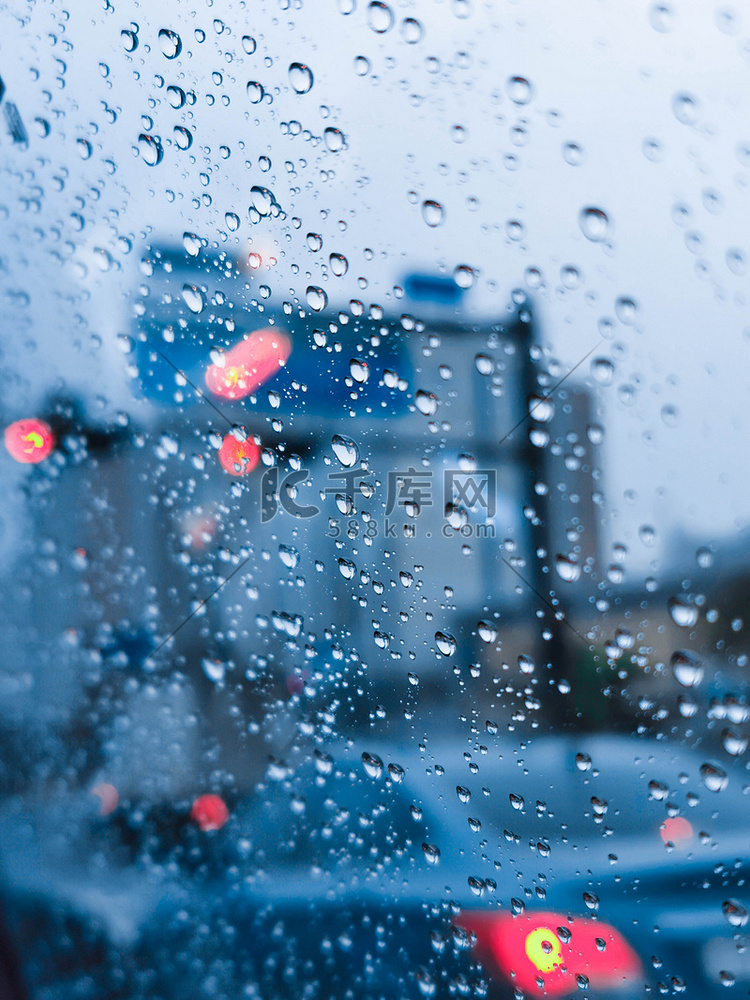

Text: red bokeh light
xmin=205 ymin=329 xmax=291 ymax=400
xmin=4 ymin=418 xmax=55 ymax=464
xmin=218 ymin=432 xmax=260 ymax=476
xmin=91 ymin=782 xmax=119 ymax=816
xmin=191 ymin=793 xmax=229 ymax=831
xmin=660 ymin=815 xmax=694 ymax=847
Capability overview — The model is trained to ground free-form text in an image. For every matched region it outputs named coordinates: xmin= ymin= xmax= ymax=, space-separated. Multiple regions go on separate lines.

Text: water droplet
xmin=183 ymin=232 xmax=201 ymax=257
xmin=672 ymin=92 xmax=698 ymax=125
xmin=668 ymin=598 xmax=698 ymax=628
xmin=173 ymin=126 xmax=192 ymax=150
xmin=528 ymin=395 xmax=554 ymax=422
xmin=181 ymin=284 xmax=206 ymax=314
xmin=388 ymin=762 xmax=405 ymax=782
xmin=616 ymin=296 xmax=638 ymax=324
xmin=475 ymin=354 xmax=493 ymax=375
xmin=422 ymin=842 xmax=441 ymax=865
xmin=354 ymin=55 xmax=371 ymax=76
xmin=329 ymin=253 xmax=348 ymax=276
xmin=509 ymin=792 xmax=524 ymax=810
xmin=649 ymin=3 xmax=674 ymax=32
xmin=324 ymin=127 xmax=346 ymax=152
xmin=591 ymin=358 xmax=614 ymax=384
xmin=477 ymin=620 xmax=497 ymax=643
xmin=77 ymin=138 xmax=92 ymax=159
xmin=701 ymin=762 xmax=728 ymax=792
xmin=332 ymin=434 xmax=359 ymax=467
xmin=639 ymin=525 xmax=656 ymax=547
xmin=246 ymin=80 xmax=265 ymax=104
xmin=250 ymin=185 xmax=275 ymax=216
xmin=583 ymin=891 xmax=599 ymax=911
xmin=579 ymin=207 xmax=610 ymax=241
xmin=401 ymin=17 xmax=423 ymax=43
xmin=661 ymin=404 xmax=680 ymax=427
xmin=422 ymin=200 xmax=444 ymax=227
xmin=722 ymin=729 xmax=747 ymax=756
xmin=362 ymin=751 xmax=383 ymax=778
xmin=373 ymin=630 xmax=391 ymax=649
xmin=456 ymin=785 xmax=471 ymax=803
xmin=518 ymin=653 xmax=535 ymax=674
xmin=314 ymin=749 xmax=333 ymax=774
xmin=575 ymin=752 xmax=592 ymax=771
xmin=562 ymin=142 xmax=586 ymax=166
xmin=279 ymin=544 xmax=299 ymax=568
xmin=468 ymin=876 xmax=485 ymax=896
xmin=435 ymin=631 xmax=457 ymax=656
xmin=454 ymin=264 xmax=475 ymax=289
xmin=225 ymin=212 xmax=240 ymax=232
xmin=671 ymin=650 xmax=704 ymax=687
xmin=288 ymin=62 xmax=313 ymax=94
xmin=507 ymin=75 xmax=533 ymax=104
xmin=555 ymin=555 xmax=581 ymax=583
xmin=202 ymin=657 xmax=226 ymax=683
xmin=727 ymin=248 xmax=747 ymax=275
xmin=368 ymin=0 xmax=394 ymax=33
xmin=349 ymin=358 xmax=370 ymax=383
xmin=721 ymin=897 xmax=747 ymax=928
xmin=138 ymin=134 xmax=163 ymax=166
xmin=158 ymin=29 xmax=182 ymax=59
xmin=696 ymin=547 xmax=713 ymax=568
xmin=415 ymin=390 xmax=438 ymax=415
xmin=338 ymin=558 xmax=356 ymax=579
xmin=306 ymin=285 xmax=328 ymax=311
xmin=121 ymin=28 xmax=138 ymax=52
xmin=242 ymin=35 xmax=257 ymax=55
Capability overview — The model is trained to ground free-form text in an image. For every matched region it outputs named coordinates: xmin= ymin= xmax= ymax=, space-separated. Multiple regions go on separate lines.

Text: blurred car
xmin=2 ymin=731 xmax=749 ymax=999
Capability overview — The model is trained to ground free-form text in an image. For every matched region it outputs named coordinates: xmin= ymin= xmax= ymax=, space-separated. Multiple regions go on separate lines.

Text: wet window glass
xmin=1 ymin=2 xmax=749 ymax=999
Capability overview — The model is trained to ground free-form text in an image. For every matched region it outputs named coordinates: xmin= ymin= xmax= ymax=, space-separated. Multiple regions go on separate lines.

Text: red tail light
xmin=455 ymin=910 xmax=642 ymax=996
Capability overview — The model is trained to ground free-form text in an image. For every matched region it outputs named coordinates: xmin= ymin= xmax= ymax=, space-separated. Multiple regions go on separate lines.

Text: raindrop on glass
xmin=349 ymin=358 xmax=370 ymax=383
xmin=306 ymin=285 xmax=328 ymax=311
xmin=507 ymin=75 xmax=533 ymax=104
xmin=138 ymin=134 xmax=163 ymax=166
xmin=672 ymin=92 xmax=698 ymax=125
xmin=324 ymin=128 xmax=346 ymax=152
xmin=670 ymin=650 xmax=703 ymax=687
xmin=422 ymin=200 xmax=444 ymax=227
xmin=579 ymin=207 xmax=610 ymax=241
xmin=246 ymin=80 xmax=265 ymax=104
xmin=368 ymin=1 xmax=394 ymax=33
xmin=289 ymin=62 xmax=313 ymax=94
xmin=435 ymin=631 xmax=457 ymax=656
xmin=415 ymin=390 xmax=438 ymax=415
xmin=181 ymin=284 xmax=206 ymax=314
xmin=158 ymin=29 xmax=182 ymax=59
xmin=668 ymin=598 xmax=698 ymax=628
xmin=332 ymin=434 xmax=359 ymax=467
